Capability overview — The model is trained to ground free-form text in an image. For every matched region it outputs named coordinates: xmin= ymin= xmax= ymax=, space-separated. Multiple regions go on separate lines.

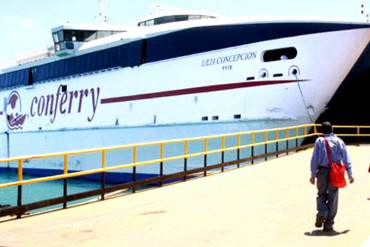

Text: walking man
xmin=310 ymin=121 xmax=354 ymax=231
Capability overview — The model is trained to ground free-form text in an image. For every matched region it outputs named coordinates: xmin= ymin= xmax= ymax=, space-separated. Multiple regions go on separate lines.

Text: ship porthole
xmin=259 ymin=69 xmax=269 ymax=79
xmin=288 ymin=66 xmax=300 ymax=77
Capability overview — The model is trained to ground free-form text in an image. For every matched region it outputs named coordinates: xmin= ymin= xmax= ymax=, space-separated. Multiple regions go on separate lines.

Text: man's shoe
xmin=323 ymin=226 xmax=334 ymax=232
xmin=315 ymin=215 xmax=325 ymax=228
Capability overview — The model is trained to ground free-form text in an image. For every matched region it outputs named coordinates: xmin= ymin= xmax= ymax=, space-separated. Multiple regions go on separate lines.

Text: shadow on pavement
xmin=304 ymin=229 xmax=350 ymax=237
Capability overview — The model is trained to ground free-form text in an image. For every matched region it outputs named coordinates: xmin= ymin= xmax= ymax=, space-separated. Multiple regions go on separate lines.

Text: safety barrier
xmin=0 ymin=123 xmax=369 ymax=218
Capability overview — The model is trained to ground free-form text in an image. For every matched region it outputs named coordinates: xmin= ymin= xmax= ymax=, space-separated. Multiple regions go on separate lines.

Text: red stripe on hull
xmin=101 ymin=79 xmax=307 ymax=104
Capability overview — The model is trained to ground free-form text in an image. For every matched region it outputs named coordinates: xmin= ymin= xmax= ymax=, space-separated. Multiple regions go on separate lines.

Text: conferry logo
xmin=6 ymin=91 xmax=26 ymax=130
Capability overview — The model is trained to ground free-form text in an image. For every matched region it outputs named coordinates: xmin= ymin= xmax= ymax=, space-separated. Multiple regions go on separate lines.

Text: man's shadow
xmin=304 ymin=229 xmax=350 ymax=237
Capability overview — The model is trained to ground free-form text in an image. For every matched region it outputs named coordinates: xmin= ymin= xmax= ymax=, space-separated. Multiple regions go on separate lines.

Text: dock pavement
xmin=0 ymin=146 xmax=370 ymax=247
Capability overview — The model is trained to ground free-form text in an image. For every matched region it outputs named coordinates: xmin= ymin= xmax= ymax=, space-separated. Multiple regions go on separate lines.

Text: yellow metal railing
xmin=0 ymin=123 xmax=316 ymax=189
xmin=1 ymin=123 xmax=370 ymax=190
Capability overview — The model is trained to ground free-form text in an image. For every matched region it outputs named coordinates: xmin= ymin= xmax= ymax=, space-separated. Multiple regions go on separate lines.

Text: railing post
xmin=160 ymin=143 xmax=164 ymax=186
xmin=275 ymin=130 xmax=279 ymax=158
xmin=132 ymin=146 xmax=137 ymax=193
xmin=101 ymin=150 xmax=106 ymax=198
xmin=221 ymin=136 xmax=225 ymax=172
xmin=264 ymin=131 xmax=268 ymax=161
xmin=295 ymin=127 xmax=299 ymax=152
xmin=357 ymin=127 xmax=360 ymax=146
xmin=204 ymin=138 xmax=208 ymax=176
xmin=17 ymin=159 xmax=23 ymax=219
xmin=285 ymin=129 xmax=289 ymax=155
xmin=63 ymin=154 xmax=68 ymax=209
xmin=251 ymin=132 xmax=255 ymax=165
xmin=184 ymin=141 xmax=188 ymax=181
xmin=237 ymin=134 xmax=241 ymax=168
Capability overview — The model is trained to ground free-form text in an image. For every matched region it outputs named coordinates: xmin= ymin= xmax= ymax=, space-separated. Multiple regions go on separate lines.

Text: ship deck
xmin=1 ymin=146 xmax=370 ymax=247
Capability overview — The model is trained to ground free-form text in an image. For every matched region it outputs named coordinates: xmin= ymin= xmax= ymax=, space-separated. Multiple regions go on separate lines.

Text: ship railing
xmin=1 ymin=123 xmax=370 ymax=218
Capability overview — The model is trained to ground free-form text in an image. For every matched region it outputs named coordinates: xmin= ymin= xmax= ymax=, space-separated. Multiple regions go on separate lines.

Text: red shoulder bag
xmin=324 ymin=138 xmax=347 ymax=188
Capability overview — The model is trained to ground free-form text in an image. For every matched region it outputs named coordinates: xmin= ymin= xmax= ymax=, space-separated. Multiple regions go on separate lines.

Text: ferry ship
xmin=0 ymin=8 xmax=369 ymax=180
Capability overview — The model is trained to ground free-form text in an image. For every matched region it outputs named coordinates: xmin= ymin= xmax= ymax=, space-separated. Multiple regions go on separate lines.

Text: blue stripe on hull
xmin=0 ymin=167 xmax=157 ymax=184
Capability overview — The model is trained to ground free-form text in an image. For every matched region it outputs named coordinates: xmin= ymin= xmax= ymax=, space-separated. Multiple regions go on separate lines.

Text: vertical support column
xmin=357 ymin=127 xmax=360 ymax=146
xmin=63 ymin=154 xmax=68 ymax=209
xmin=159 ymin=143 xmax=164 ymax=187
xmin=251 ymin=132 xmax=255 ymax=165
xmin=132 ymin=146 xmax=137 ymax=193
xmin=285 ymin=129 xmax=289 ymax=155
xmin=203 ymin=138 xmax=208 ymax=176
xmin=101 ymin=150 xmax=106 ymax=198
xmin=184 ymin=141 xmax=188 ymax=181
xmin=264 ymin=131 xmax=268 ymax=161
xmin=221 ymin=136 xmax=225 ymax=172
xmin=17 ymin=159 xmax=23 ymax=219
xmin=237 ymin=134 xmax=241 ymax=168
xmin=275 ymin=130 xmax=279 ymax=158
xmin=295 ymin=127 xmax=299 ymax=152
xmin=314 ymin=124 xmax=318 ymax=136
xmin=304 ymin=126 xmax=308 ymax=137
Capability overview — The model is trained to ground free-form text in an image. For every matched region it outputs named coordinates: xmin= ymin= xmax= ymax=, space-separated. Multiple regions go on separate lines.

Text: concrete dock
xmin=1 ymin=146 xmax=370 ymax=247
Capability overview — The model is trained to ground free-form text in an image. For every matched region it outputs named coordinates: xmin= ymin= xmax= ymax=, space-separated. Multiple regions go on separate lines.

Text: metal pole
xmin=251 ymin=132 xmax=255 ymax=165
xmin=237 ymin=134 xmax=241 ymax=168
xmin=204 ymin=138 xmax=208 ymax=176
xmin=132 ymin=146 xmax=137 ymax=193
xmin=357 ymin=127 xmax=360 ymax=146
xmin=160 ymin=143 xmax=164 ymax=186
xmin=184 ymin=141 xmax=188 ymax=181
xmin=101 ymin=150 xmax=106 ymax=198
xmin=264 ymin=131 xmax=268 ymax=161
xmin=221 ymin=136 xmax=225 ymax=172
xmin=286 ymin=129 xmax=289 ymax=155
xmin=17 ymin=159 xmax=23 ymax=219
xmin=275 ymin=130 xmax=279 ymax=158
xmin=63 ymin=154 xmax=68 ymax=209
xmin=295 ymin=127 xmax=299 ymax=152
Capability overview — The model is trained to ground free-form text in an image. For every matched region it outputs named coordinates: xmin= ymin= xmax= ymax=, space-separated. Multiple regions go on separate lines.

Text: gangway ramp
xmin=1 ymin=146 xmax=369 ymax=247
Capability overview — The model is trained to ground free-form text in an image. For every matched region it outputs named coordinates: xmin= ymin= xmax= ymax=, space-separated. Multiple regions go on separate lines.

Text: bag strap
xmin=323 ymin=138 xmax=332 ymax=163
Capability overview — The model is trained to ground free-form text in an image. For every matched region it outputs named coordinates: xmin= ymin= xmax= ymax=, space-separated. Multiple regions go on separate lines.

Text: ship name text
xmin=201 ymin=51 xmax=257 ymax=67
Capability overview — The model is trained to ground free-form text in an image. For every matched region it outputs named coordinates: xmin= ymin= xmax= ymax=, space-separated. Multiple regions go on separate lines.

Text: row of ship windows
xmin=201 ymin=114 xmax=241 ymax=121
xmin=244 ymin=65 xmax=300 ymax=81
xmin=148 ymin=114 xmax=242 ymax=125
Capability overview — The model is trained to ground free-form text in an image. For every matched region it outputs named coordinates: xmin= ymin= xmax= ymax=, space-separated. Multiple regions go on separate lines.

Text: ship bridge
xmin=51 ymin=24 xmax=127 ymax=56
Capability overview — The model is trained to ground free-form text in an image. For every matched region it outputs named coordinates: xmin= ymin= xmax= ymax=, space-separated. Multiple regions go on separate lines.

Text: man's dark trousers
xmin=316 ymin=167 xmax=339 ymax=229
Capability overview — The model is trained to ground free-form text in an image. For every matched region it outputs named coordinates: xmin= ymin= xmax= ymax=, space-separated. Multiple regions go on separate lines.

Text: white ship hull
xmin=0 ymin=20 xmax=369 ymax=181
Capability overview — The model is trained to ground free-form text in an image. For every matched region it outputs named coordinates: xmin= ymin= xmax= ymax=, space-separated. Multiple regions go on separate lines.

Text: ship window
xmin=212 ymin=116 xmax=219 ymax=120
xmin=188 ymin=15 xmax=201 ymax=20
xmin=234 ymin=114 xmax=241 ymax=119
xmin=263 ymin=47 xmax=297 ymax=62
xmin=139 ymin=19 xmax=155 ymax=27
xmin=53 ymin=33 xmax=59 ymax=43
xmin=202 ymin=116 xmax=208 ymax=121
xmin=97 ymin=31 xmax=112 ymax=38
xmin=154 ymin=15 xmax=188 ymax=25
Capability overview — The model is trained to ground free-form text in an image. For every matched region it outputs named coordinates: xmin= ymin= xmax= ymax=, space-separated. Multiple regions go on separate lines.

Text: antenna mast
xmin=361 ymin=1 xmax=369 ymax=23
xmin=95 ymin=0 xmax=110 ymax=24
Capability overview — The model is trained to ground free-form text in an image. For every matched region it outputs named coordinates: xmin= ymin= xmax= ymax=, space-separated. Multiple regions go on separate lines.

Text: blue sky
xmin=0 ymin=0 xmax=368 ymax=64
